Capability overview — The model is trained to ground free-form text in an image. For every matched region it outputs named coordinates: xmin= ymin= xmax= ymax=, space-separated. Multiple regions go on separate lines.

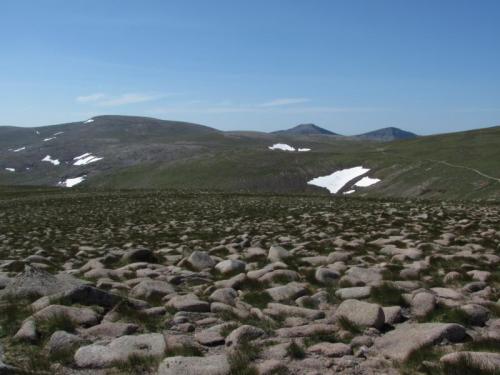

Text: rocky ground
xmin=0 ymin=190 xmax=499 ymax=374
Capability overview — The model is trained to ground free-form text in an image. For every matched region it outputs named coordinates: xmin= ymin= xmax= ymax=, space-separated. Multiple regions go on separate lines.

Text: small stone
xmin=307 ymin=342 xmax=352 ymax=357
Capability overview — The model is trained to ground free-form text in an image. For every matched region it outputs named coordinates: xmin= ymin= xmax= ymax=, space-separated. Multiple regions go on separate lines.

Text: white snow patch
xmin=269 ymin=143 xmax=295 ymax=152
xmin=354 ymin=176 xmax=381 ymax=187
xmin=43 ymin=137 xmax=55 ymax=142
xmin=5 ymin=168 xmax=15 ymax=172
xmin=73 ymin=153 xmax=103 ymax=166
xmin=83 ymin=119 xmax=94 ymax=124
xmin=59 ymin=176 xmax=86 ymax=188
xmin=298 ymin=148 xmax=311 ymax=152
xmin=73 ymin=153 xmax=92 ymax=160
xmin=307 ymin=166 xmax=370 ymax=194
xmin=53 ymin=132 xmax=64 ymax=136
xmin=35 ymin=130 xmax=40 ymax=135
xmin=12 ymin=147 xmax=26 ymax=152
xmin=41 ymin=155 xmax=60 ymax=166
xmin=343 ymin=190 xmax=355 ymax=195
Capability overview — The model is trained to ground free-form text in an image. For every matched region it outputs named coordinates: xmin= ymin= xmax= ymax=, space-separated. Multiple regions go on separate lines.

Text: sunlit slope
xmin=89 ymin=126 xmax=500 ymax=200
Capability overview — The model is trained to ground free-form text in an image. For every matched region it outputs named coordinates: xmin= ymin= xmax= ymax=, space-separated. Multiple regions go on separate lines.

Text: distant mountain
xmin=272 ymin=123 xmax=338 ymax=136
xmin=1 ymin=115 xmax=499 ymax=200
xmin=355 ymin=127 xmax=417 ymax=141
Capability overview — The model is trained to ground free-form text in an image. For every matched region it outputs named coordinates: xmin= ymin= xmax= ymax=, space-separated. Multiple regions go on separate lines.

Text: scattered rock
xmin=158 ymin=355 xmax=230 ymax=375
xmin=373 ymin=323 xmax=466 ymax=362
xmin=336 ymin=299 xmax=385 ymax=329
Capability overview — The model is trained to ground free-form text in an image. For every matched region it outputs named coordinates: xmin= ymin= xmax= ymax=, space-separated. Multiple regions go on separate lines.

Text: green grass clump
xmin=442 ymin=353 xmax=500 ymax=375
xmin=220 ymin=323 xmax=239 ymax=338
xmin=37 ymin=313 xmax=77 ymax=336
xmin=286 ymin=340 xmax=305 ymax=359
xmin=423 ymin=306 xmax=473 ymax=326
xmin=242 ymin=291 xmax=272 ymax=309
xmin=228 ymin=339 xmax=261 ymax=375
xmin=0 ymin=298 xmax=32 ymax=338
xmin=370 ymin=282 xmax=405 ymax=306
xmin=463 ymin=338 xmax=500 ymax=353
xmin=337 ymin=315 xmax=362 ymax=334
xmin=400 ymin=345 xmax=444 ymax=375
xmin=303 ymin=331 xmax=339 ymax=347
xmin=165 ymin=344 xmax=204 ymax=357
xmin=325 ymin=286 xmax=339 ymax=305
xmin=112 ymin=354 xmax=161 ymax=374
xmin=115 ymin=302 xmax=164 ymax=332
xmin=4 ymin=343 xmax=53 ymax=373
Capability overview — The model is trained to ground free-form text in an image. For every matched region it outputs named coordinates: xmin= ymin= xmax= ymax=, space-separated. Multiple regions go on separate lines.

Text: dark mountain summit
xmin=272 ymin=123 xmax=338 ymax=136
xmin=355 ymin=127 xmax=417 ymax=141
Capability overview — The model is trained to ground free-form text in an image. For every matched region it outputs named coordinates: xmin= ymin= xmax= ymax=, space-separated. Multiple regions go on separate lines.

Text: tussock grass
xmin=286 ymin=340 xmax=305 ymax=359
xmin=112 ymin=354 xmax=161 ymax=374
xmin=241 ymin=290 xmax=272 ymax=309
xmin=337 ymin=315 xmax=362 ymax=334
xmin=228 ymin=339 xmax=261 ymax=375
xmin=370 ymin=282 xmax=405 ymax=306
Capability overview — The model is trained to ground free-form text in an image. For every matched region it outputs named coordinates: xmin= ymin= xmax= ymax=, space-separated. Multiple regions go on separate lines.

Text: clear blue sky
xmin=1 ymin=0 xmax=499 ymax=134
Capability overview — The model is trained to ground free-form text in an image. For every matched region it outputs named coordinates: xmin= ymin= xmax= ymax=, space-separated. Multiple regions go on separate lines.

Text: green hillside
xmin=1 ymin=116 xmax=499 ymax=200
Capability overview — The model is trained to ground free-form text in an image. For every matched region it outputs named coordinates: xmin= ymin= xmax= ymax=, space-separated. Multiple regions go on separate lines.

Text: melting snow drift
xmin=42 ymin=155 xmax=60 ymax=166
xmin=83 ymin=119 xmax=94 ymax=124
xmin=12 ymin=147 xmax=26 ymax=152
xmin=355 ymin=176 xmax=381 ymax=187
xmin=43 ymin=137 xmax=55 ymax=142
xmin=59 ymin=176 xmax=86 ymax=188
xmin=308 ymin=166 xmax=370 ymax=194
xmin=5 ymin=168 xmax=15 ymax=172
xmin=269 ymin=144 xmax=312 ymax=152
xmin=269 ymin=143 xmax=296 ymax=152
xmin=73 ymin=153 xmax=103 ymax=166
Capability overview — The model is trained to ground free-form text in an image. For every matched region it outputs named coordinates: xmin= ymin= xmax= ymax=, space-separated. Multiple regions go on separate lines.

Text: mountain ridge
xmin=1 ymin=115 xmax=498 ymax=200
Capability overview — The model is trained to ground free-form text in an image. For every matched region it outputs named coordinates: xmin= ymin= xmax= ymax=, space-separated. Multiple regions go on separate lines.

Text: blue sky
xmin=1 ymin=0 xmax=499 ymax=134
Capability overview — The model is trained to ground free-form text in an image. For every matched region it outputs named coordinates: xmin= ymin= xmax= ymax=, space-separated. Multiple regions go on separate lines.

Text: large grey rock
xmin=167 ymin=294 xmax=210 ymax=312
xmin=32 ymin=304 xmax=100 ymax=327
xmin=276 ymin=323 xmax=336 ymax=338
xmin=158 ymin=355 xmax=230 ymax=375
xmin=411 ymin=292 xmax=436 ymax=318
xmin=382 ymin=306 xmax=403 ymax=325
xmin=215 ymin=260 xmax=246 ymax=274
xmin=440 ymin=351 xmax=500 ymax=372
xmin=225 ymin=325 xmax=265 ymax=348
xmin=307 ymin=342 xmax=352 ymax=357
xmin=122 ymin=248 xmax=156 ymax=263
xmin=13 ymin=319 xmax=38 ymax=342
xmin=209 ymin=288 xmax=238 ymax=306
xmin=81 ymin=322 xmax=139 ymax=339
xmin=373 ymin=323 xmax=466 ymax=362
xmin=75 ymin=333 xmax=165 ymax=368
xmin=267 ymin=246 xmax=290 ymax=263
xmin=264 ymin=303 xmax=324 ymax=320
xmin=188 ymin=251 xmax=215 ymax=271
xmin=130 ymin=280 xmax=175 ymax=300
xmin=335 ymin=286 xmax=371 ymax=300
xmin=1 ymin=265 xmax=83 ymax=299
xmin=460 ymin=304 xmax=489 ymax=326
xmin=266 ymin=282 xmax=308 ymax=302
xmin=336 ymin=299 xmax=385 ymax=330
xmin=195 ymin=324 xmax=226 ymax=346
xmin=315 ymin=268 xmax=340 ymax=285
xmin=46 ymin=330 xmax=83 ymax=355
xmin=41 ymin=284 xmax=125 ymax=309
xmin=342 ymin=267 xmax=382 ymax=286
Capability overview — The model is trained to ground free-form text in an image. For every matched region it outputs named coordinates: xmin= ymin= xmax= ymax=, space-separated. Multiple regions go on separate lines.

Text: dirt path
xmin=430 ymin=159 xmax=500 ymax=183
